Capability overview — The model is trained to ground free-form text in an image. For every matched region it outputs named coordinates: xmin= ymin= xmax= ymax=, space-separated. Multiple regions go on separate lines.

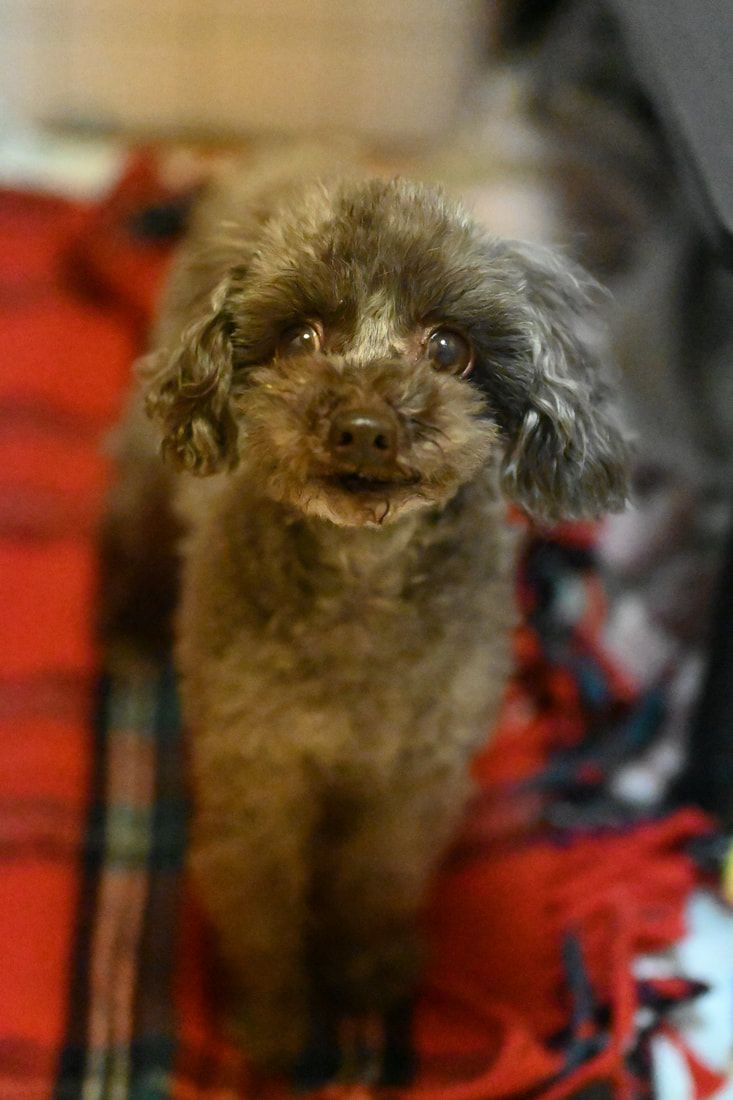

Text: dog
xmin=103 ymin=159 xmax=629 ymax=1071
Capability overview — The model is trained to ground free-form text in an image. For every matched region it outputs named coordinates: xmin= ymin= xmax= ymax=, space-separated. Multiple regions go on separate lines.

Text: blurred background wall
xmin=0 ymin=0 xmax=491 ymax=142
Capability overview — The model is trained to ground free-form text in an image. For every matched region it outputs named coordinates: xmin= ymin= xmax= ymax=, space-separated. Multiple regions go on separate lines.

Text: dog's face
xmin=144 ymin=177 xmax=629 ymax=526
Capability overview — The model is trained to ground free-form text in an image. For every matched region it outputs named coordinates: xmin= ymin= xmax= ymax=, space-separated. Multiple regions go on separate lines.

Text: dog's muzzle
xmin=324 ymin=404 xmax=417 ymax=495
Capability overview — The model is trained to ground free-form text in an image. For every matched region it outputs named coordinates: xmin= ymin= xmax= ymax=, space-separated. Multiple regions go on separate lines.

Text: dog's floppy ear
xmin=484 ymin=240 xmax=630 ymax=523
xmin=141 ymin=275 xmax=240 ymax=475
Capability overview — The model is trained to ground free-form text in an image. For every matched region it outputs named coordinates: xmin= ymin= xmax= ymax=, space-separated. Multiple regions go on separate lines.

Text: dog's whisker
xmin=410 ymin=418 xmax=450 ymax=442
xmin=376 ymin=498 xmax=391 ymax=525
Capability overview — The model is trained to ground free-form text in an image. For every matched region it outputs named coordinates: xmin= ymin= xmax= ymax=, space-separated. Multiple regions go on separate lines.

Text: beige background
xmin=1 ymin=0 xmax=490 ymax=141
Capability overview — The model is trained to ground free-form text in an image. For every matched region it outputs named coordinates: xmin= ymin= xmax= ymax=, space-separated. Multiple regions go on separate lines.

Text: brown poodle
xmin=103 ymin=158 xmax=629 ymax=1072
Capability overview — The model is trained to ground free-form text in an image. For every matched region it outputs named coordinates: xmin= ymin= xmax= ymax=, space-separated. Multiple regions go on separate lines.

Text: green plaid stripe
xmin=55 ymin=666 xmax=187 ymax=1100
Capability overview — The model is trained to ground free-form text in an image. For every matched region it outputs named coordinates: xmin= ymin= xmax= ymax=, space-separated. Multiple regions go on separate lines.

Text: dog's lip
xmin=323 ymin=472 xmax=421 ymax=495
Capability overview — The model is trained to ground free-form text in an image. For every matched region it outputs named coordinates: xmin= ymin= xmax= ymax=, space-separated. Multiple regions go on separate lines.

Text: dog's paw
xmin=228 ymin=999 xmax=309 ymax=1073
xmin=320 ymin=934 xmax=422 ymax=1014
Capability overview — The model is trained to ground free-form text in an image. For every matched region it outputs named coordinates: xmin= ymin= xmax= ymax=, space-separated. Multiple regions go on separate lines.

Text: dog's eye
xmin=426 ymin=328 xmax=473 ymax=376
xmin=278 ymin=322 xmax=322 ymax=358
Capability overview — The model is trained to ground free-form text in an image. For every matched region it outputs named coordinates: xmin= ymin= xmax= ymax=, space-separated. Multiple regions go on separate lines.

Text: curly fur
xmin=144 ymin=175 xmax=628 ymax=523
xmin=105 ymin=162 xmax=629 ymax=1069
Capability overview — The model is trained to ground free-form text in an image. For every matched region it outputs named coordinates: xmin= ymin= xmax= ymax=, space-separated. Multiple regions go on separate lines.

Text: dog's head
xmin=143 ymin=177 xmax=629 ymax=527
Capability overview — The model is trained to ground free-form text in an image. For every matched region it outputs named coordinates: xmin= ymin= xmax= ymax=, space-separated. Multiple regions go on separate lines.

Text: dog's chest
xmin=180 ymin=486 xmax=517 ymax=772
xmin=286 ymin=518 xmax=512 ymax=721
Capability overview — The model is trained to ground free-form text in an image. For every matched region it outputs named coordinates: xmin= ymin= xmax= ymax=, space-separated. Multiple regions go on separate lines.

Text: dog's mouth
xmin=327 ymin=472 xmax=421 ymax=496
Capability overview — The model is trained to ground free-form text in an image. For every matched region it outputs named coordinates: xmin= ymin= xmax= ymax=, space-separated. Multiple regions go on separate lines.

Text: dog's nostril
xmin=338 ymin=431 xmax=354 ymax=447
xmin=374 ymin=434 xmax=389 ymax=451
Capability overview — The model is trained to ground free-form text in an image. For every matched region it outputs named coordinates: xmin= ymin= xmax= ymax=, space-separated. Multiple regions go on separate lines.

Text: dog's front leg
xmin=311 ymin=768 xmax=472 ymax=1017
xmin=189 ymin=760 xmax=316 ymax=1070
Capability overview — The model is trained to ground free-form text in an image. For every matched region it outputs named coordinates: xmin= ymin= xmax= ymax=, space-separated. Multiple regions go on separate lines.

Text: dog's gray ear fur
xmin=140 ymin=276 xmax=239 ymax=475
xmin=487 ymin=240 xmax=630 ymax=522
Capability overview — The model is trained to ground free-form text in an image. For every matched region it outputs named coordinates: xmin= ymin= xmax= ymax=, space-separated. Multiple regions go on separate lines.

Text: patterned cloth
xmin=1 ymin=156 xmax=730 ymax=1100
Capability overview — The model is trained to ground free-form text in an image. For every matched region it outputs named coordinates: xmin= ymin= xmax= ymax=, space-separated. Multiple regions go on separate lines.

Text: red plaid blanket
xmin=0 ymin=157 xmax=725 ymax=1100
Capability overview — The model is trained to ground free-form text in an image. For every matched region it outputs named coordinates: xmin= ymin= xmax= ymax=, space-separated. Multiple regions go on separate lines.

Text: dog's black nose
xmin=327 ymin=408 xmax=397 ymax=470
